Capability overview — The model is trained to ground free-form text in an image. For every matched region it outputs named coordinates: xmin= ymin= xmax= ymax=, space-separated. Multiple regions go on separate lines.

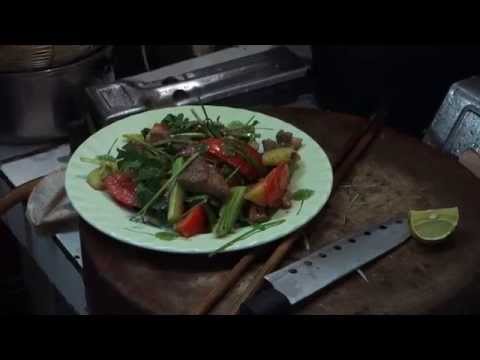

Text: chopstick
xmin=192 ymin=111 xmax=385 ymax=315
xmin=192 ymin=252 xmax=257 ymax=315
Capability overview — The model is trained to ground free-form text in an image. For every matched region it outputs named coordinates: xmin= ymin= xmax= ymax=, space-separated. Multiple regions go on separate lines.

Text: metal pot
xmin=0 ymin=46 xmax=115 ymax=144
xmin=0 ymin=45 xmax=102 ymax=72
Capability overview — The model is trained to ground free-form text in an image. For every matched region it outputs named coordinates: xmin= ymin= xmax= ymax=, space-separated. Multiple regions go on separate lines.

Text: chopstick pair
xmin=193 ymin=110 xmax=386 ymax=315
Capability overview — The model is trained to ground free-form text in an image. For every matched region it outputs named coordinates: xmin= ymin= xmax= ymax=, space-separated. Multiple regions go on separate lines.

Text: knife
xmin=238 ymin=217 xmax=411 ymax=315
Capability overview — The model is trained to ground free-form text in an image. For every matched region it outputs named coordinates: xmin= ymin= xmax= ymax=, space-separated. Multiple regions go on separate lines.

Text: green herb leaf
xmin=292 ymin=189 xmax=315 ymax=215
xmin=121 ymin=159 xmax=143 ymax=171
xmin=292 ymin=189 xmax=315 ymax=201
xmin=225 ymin=119 xmax=259 ymax=141
xmin=135 ymin=183 xmax=156 ymax=208
xmin=116 ymin=142 xmax=169 ymax=174
xmin=132 ymin=152 xmax=200 ymax=222
xmin=137 ymin=167 xmax=164 ymax=181
xmin=162 ymin=113 xmax=199 ymax=134
xmin=124 ymin=228 xmax=177 ymax=241
xmin=155 ymin=232 xmax=178 ymax=241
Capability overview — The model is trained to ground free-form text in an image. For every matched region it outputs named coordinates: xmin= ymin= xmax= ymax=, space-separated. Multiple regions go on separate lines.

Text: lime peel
xmin=408 ymin=207 xmax=459 ymax=243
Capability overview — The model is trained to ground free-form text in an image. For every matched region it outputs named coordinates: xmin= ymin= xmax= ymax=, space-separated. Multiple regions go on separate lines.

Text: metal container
xmin=424 ymin=76 xmax=480 ymax=156
xmin=0 ymin=46 xmax=114 ymax=144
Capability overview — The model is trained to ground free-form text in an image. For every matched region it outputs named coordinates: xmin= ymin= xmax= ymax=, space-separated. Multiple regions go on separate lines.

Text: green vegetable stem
xmin=167 ymin=157 xmax=185 ymax=224
xmin=213 ymin=186 xmax=247 ymax=238
xmin=209 ymin=219 xmax=286 ymax=256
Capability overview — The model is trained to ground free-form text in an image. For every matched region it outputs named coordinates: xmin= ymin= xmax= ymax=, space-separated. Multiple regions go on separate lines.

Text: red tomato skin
xmin=104 ymin=173 xmax=138 ymax=208
xmin=175 ymin=205 xmax=208 ymax=238
xmin=202 ymin=138 xmax=262 ymax=180
xmin=264 ymin=163 xmax=290 ymax=207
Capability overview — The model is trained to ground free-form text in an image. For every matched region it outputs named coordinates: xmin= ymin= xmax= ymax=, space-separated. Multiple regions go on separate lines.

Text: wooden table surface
xmin=79 ymin=107 xmax=480 ymax=315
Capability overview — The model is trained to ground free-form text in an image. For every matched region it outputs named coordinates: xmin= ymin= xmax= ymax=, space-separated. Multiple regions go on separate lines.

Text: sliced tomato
xmin=244 ymin=163 xmax=290 ymax=208
xmin=175 ymin=204 xmax=208 ymax=238
xmin=103 ymin=172 xmax=138 ymax=208
xmin=264 ymin=163 xmax=290 ymax=206
xmin=244 ymin=180 xmax=268 ymax=206
xmin=202 ymin=138 xmax=263 ymax=180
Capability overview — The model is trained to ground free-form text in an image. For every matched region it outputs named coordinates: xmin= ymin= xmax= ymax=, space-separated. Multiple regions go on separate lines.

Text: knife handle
xmin=238 ymin=283 xmax=291 ymax=315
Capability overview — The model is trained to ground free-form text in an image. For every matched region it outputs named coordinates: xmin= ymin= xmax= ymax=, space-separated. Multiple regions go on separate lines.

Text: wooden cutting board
xmin=79 ymin=107 xmax=480 ymax=314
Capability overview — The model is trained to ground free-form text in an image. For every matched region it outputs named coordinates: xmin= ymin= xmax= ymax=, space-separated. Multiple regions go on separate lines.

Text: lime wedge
xmin=408 ymin=207 xmax=459 ymax=243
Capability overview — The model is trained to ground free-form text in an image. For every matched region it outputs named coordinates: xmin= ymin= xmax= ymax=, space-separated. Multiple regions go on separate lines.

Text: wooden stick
xmin=228 ymin=118 xmax=384 ymax=314
xmin=193 ymin=113 xmax=383 ymax=315
xmin=0 ymin=177 xmax=42 ymax=216
xmin=191 ymin=252 xmax=257 ymax=315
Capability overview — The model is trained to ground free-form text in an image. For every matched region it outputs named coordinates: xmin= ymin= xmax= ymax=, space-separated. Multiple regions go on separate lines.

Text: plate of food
xmin=65 ymin=105 xmax=333 ymax=255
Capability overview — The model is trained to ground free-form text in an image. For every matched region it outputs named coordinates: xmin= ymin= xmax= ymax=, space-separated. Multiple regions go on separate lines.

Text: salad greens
xmin=81 ymin=107 xmax=310 ymax=252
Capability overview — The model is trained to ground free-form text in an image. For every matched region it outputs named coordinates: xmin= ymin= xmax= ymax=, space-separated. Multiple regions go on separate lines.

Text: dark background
xmin=311 ymin=45 xmax=480 ymax=136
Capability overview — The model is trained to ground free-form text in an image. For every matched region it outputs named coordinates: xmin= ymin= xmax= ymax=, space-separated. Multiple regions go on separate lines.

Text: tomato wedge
xmin=244 ymin=163 xmax=290 ymax=207
xmin=103 ymin=172 xmax=138 ymax=208
xmin=264 ymin=163 xmax=290 ymax=206
xmin=175 ymin=204 xmax=208 ymax=238
xmin=202 ymin=138 xmax=263 ymax=180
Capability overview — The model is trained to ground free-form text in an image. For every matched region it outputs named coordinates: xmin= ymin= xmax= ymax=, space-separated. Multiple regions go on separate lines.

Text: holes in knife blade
xmin=395 ymin=220 xmax=403 ymax=224
xmin=334 ymin=245 xmax=342 ymax=250
xmin=364 ymin=231 xmax=371 ymax=236
xmin=304 ymin=261 xmax=313 ymax=266
xmin=288 ymin=269 xmax=298 ymax=274
xmin=318 ymin=253 xmax=327 ymax=258
xmin=348 ymin=238 xmax=356 ymax=243
xmin=172 ymin=89 xmax=190 ymax=102
xmin=379 ymin=225 xmax=388 ymax=229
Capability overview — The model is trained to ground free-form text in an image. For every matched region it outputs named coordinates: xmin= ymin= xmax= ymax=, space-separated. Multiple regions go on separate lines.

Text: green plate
xmin=65 ymin=106 xmax=333 ymax=254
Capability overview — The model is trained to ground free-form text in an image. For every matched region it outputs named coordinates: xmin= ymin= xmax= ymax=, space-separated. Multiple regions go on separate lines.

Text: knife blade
xmin=239 ymin=217 xmax=411 ymax=314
